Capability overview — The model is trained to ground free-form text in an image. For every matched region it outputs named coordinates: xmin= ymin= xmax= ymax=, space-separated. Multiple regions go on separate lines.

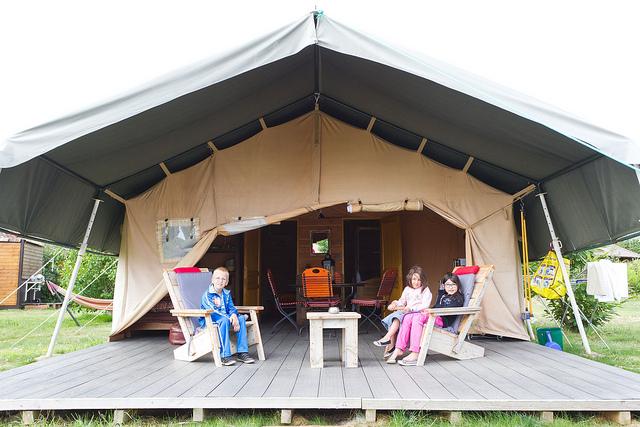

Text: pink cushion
xmin=173 ymin=267 xmax=201 ymax=273
xmin=455 ymin=265 xmax=479 ymax=275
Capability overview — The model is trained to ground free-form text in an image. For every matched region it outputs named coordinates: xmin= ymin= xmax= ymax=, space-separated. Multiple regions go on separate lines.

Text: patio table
xmin=306 ymin=311 xmax=361 ymax=368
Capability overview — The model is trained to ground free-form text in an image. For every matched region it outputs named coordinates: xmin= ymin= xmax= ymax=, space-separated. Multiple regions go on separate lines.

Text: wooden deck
xmin=1 ymin=325 xmax=639 ymax=415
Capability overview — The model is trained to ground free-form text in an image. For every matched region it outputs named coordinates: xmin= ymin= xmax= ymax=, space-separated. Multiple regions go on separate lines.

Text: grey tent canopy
xmin=1 ymin=12 xmax=639 ymax=257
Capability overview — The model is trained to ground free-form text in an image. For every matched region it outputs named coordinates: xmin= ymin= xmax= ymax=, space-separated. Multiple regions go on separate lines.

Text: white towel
xmin=586 ymin=260 xmax=628 ymax=302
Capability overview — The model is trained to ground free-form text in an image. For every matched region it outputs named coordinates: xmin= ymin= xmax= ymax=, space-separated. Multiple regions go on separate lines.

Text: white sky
xmin=1 ymin=0 xmax=639 ymax=146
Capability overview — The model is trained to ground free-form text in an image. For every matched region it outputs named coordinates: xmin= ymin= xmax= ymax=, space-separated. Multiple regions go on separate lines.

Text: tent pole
xmin=536 ymin=193 xmax=592 ymax=355
xmin=45 ymin=198 xmax=102 ymax=358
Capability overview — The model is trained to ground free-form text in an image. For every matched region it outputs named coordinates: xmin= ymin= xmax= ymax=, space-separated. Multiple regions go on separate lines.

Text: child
xmin=373 ymin=265 xmax=432 ymax=358
xmin=391 ymin=272 xmax=464 ymax=365
xmin=199 ymin=266 xmax=255 ymax=366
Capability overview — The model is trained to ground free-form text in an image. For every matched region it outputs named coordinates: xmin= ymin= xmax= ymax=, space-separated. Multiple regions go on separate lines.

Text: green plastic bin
xmin=536 ymin=327 xmax=564 ymax=351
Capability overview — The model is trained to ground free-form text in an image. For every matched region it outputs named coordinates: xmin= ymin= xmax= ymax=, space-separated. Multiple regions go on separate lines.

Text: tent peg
xmin=259 ymin=117 xmax=268 ymax=130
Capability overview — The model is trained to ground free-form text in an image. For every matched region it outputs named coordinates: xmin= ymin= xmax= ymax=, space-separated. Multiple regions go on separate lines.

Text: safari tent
xmin=1 ymin=13 xmax=640 ymax=343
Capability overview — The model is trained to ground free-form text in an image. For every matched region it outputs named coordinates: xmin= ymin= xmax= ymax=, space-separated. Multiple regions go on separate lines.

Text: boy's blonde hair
xmin=213 ymin=266 xmax=230 ymax=276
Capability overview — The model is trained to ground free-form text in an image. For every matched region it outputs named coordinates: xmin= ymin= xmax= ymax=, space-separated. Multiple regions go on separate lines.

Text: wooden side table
xmin=306 ymin=312 xmax=361 ymax=368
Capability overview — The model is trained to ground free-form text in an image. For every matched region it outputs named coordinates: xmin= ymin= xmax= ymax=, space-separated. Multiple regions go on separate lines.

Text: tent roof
xmin=1 ymin=13 xmax=639 ymax=256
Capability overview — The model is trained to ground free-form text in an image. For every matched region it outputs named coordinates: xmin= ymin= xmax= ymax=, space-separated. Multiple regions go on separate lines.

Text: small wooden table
xmin=306 ymin=312 xmax=361 ymax=368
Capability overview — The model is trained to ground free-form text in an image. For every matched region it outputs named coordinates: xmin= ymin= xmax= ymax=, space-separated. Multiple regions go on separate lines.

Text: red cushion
xmin=454 ymin=265 xmax=479 ymax=275
xmin=173 ymin=267 xmax=201 ymax=273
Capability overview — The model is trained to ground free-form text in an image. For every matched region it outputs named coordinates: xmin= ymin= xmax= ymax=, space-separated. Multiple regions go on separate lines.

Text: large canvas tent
xmin=1 ymin=13 xmax=639 ymax=341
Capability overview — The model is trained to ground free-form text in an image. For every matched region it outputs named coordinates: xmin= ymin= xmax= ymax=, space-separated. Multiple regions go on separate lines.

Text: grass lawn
xmin=532 ymin=296 xmax=640 ymax=374
xmin=1 ymin=303 xmax=638 ymax=426
xmin=0 ymin=308 xmax=112 ymax=372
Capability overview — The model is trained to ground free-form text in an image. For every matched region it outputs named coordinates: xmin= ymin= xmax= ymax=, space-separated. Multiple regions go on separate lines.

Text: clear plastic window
xmin=156 ymin=218 xmax=200 ymax=263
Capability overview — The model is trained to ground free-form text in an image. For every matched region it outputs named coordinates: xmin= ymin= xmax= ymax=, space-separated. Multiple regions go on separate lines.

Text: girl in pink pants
xmin=388 ymin=273 xmax=464 ymax=365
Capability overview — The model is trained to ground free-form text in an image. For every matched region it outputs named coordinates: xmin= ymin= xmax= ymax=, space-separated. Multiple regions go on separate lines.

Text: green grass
xmin=0 ymin=308 xmax=112 ymax=372
xmin=532 ymin=296 xmax=640 ymax=374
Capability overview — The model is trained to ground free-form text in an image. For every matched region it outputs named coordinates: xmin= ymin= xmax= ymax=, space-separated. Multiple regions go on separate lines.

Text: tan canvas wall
xmin=112 ymin=112 xmax=527 ymax=340
xmin=400 ymin=210 xmax=466 ymax=296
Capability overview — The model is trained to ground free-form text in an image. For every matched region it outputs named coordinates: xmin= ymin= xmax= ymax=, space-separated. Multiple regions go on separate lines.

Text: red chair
xmin=266 ymin=269 xmax=302 ymax=335
xmin=302 ymin=267 xmax=341 ymax=309
xmin=351 ymin=268 xmax=398 ymax=332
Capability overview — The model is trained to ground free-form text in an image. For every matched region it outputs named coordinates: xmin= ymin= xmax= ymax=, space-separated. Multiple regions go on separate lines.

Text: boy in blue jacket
xmin=199 ymin=267 xmax=254 ymax=365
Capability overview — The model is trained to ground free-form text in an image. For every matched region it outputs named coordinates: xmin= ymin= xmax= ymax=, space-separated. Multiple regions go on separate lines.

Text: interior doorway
xmin=344 ymin=220 xmax=381 ymax=284
xmin=260 ymin=221 xmax=297 ymax=319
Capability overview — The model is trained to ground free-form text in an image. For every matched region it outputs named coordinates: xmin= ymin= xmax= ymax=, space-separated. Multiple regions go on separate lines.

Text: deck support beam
xmin=365 ymin=409 xmax=377 ymax=422
xmin=539 ymin=411 xmax=554 ymax=423
xmin=443 ymin=411 xmax=462 ymax=424
xmin=280 ymin=409 xmax=293 ymax=424
xmin=193 ymin=408 xmax=205 ymax=422
xmin=21 ymin=410 xmax=36 ymax=425
xmin=600 ymin=411 xmax=631 ymax=425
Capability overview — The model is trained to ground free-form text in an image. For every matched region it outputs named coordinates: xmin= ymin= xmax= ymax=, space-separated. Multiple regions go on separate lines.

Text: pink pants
xmin=395 ymin=312 xmax=444 ymax=353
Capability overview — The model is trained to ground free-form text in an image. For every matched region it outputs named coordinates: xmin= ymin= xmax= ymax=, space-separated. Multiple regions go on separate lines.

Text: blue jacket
xmin=198 ymin=287 xmax=239 ymax=328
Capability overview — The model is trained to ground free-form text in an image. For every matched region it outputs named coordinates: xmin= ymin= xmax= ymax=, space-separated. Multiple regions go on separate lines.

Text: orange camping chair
xmin=301 ymin=267 xmax=341 ymax=309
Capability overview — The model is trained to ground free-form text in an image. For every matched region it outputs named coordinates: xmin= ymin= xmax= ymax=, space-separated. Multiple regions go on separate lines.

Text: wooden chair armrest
xmin=235 ymin=306 xmax=264 ymax=312
xmin=424 ymin=307 xmax=482 ymax=316
xmin=170 ymin=309 xmax=214 ymax=317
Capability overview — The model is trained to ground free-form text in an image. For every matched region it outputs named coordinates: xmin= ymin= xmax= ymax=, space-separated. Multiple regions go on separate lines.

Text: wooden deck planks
xmin=208 ymin=329 xmax=297 ymax=397
xmin=0 ymin=340 xmax=162 ymax=398
xmin=318 ymin=334 xmax=346 ymax=398
xmin=356 ymin=337 xmax=400 ymax=399
xmin=2 ymin=330 xmax=640 ymax=413
xmin=263 ymin=336 xmax=309 ymax=397
xmin=506 ymin=340 xmax=640 ymax=391
xmin=484 ymin=342 xmax=639 ymax=399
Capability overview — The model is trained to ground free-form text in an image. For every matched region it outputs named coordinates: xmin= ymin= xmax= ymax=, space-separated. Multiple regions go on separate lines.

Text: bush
xmin=41 ymin=245 xmax=117 ymax=301
xmin=627 ymin=260 xmax=640 ymax=296
xmin=544 ymin=281 xmax=620 ymax=331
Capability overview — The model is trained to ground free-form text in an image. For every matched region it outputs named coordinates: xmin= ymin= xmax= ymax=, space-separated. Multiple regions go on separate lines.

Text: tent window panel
xmin=156 ymin=218 xmax=201 ymax=263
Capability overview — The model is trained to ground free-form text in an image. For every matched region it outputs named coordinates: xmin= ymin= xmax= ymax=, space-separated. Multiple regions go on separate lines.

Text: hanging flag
xmin=531 ymin=251 xmax=569 ymax=299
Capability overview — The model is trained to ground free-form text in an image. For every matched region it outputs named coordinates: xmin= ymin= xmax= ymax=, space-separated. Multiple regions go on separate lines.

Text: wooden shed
xmin=0 ymin=232 xmax=44 ymax=309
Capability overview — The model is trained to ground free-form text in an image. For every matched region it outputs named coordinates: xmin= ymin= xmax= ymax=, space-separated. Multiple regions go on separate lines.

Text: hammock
xmin=46 ymin=281 xmax=113 ymax=311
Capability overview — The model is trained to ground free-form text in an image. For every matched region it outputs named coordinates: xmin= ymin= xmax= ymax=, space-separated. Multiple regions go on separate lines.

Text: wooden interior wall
xmin=400 ymin=210 xmax=465 ymax=298
xmin=297 ymin=216 xmax=344 ymax=275
xmin=0 ymin=242 xmax=21 ymax=307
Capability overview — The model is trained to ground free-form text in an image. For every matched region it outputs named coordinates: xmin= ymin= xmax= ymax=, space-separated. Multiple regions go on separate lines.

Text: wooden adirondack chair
xmin=416 ymin=264 xmax=494 ymax=365
xmin=163 ymin=268 xmax=265 ymax=366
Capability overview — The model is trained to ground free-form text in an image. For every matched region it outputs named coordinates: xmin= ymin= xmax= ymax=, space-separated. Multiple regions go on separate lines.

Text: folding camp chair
xmin=301 ymin=267 xmax=341 ymax=309
xmin=266 ymin=269 xmax=302 ymax=335
xmin=163 ymin=268 xmax=265 ymax=366
xmin=350 ymin=268 xmax=397 ymax=332
xmin=417 ymin=264 xmax=494 ymax=365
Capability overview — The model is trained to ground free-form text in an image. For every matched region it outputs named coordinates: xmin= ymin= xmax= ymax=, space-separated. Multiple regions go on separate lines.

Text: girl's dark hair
xmin=405 ymin=265 xmax=429 ymax=292
xmin=441 ymin=273 xmax=462 ymax=292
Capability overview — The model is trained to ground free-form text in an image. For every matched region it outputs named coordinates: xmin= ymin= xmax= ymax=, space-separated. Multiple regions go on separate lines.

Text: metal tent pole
xmin=537 ymin=193 xmax=592 ymax=355
xmin=45 ymin=198 xmax=102 ymax=358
